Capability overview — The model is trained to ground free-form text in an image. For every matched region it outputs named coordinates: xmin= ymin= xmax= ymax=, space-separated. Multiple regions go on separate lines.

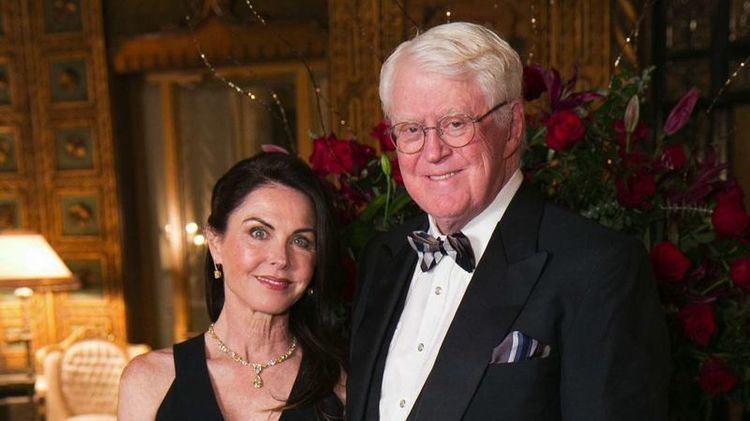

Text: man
xmin=348 ymin=22 xmax=670 ymax=421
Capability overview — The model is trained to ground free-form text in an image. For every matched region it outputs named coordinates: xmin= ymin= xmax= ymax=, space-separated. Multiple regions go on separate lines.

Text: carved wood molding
xmin=611 ymin=0 xmax=641 ymax=68
xmin=327 ymin=0 xmax=620 ymax=142
xmin=113 ymin=16 xmax=327 ymax=74
xmin=0 ymin=0 xmax=126 ymax=369
xmin=328 ymin=0 xmax=404 ymax=143
xmin=546 ymin=0 xmax=612 ymax=89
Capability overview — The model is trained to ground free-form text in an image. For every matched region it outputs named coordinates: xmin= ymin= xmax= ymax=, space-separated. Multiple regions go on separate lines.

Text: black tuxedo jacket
xmin=347 ymin=183 xmax=671 ymax=421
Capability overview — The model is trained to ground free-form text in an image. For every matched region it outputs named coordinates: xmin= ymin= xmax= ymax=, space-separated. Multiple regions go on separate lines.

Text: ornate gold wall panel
xmin=328 ymin=0 xmax=405 ymax=143
xmin=547 ymin=0 xmax=612 ymax=89
xmin=611 ymin=0 xmax=641 ymax=68
xmin=0 ymin=0 xmax=125 ymax=370
xmin=327 ymin=0 xmax=636 ymax=143
xmin=113 ymin=17 xmax=327 ymax=74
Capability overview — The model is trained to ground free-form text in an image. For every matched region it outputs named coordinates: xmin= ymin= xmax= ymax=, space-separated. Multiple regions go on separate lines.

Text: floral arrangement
xmin=521 ymin=65 xmax=749 ymax=418
xmin=309 ymin=124 xmax=418 ymax=255
xmin=308 ymin=65 xmax=750 ymax=419
xmin=308 ymin=126 xmax=418 ymax=301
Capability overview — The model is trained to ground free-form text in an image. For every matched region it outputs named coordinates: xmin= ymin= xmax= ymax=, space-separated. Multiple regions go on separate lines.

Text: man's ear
xmin=206 ymin=228 xmax=223 ymax=264
xmin=503 ymin=98 xmax=525 ymax=160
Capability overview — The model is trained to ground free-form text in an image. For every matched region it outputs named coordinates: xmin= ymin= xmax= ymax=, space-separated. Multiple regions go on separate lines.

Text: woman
xmin=119 ymin=152 xmax=346 ymax=420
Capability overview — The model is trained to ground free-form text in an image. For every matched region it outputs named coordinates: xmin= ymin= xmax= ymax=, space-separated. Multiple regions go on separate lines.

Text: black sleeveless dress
xmin=155 ymin=335 xmax=343 ymax=420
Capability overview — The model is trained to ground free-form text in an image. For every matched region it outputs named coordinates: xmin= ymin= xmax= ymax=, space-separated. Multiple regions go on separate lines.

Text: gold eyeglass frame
xmin=388 ymin=100 xmax=510 ymax=154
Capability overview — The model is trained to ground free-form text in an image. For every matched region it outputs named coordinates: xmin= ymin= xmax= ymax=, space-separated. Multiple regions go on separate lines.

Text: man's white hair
xmin=379 ymin=22 xmax=523 ymax=117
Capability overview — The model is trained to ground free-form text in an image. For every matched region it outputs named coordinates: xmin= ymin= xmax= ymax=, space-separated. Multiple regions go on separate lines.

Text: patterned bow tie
xmin=407 ymin=230 xmax=476 ymax=273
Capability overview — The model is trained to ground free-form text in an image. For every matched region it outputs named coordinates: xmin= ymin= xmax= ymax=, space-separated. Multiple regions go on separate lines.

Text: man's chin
xmin=414 ymin=198 xmax=463 ymax=217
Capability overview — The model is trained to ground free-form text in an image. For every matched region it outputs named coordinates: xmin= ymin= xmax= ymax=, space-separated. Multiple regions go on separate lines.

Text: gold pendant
xmin=252 ymin=364 xmax=263 ymax=388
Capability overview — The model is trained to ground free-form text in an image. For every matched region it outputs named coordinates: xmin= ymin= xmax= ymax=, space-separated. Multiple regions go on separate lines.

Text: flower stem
xmin=626 ymin=132 xmax=631 ymax=153
xmin=700 ymin=278 xmax=728 ymax=296
xmin=383 ymin=176 xmax=393 ymax=226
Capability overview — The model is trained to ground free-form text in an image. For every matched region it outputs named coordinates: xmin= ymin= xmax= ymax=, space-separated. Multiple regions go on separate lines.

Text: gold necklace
xmin=207 ymin=323 xmax=297 ymax=388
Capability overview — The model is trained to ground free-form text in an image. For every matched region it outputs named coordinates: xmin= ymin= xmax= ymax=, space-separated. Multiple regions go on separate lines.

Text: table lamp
xmin=0 ymin=232 xmax=80 ymax=373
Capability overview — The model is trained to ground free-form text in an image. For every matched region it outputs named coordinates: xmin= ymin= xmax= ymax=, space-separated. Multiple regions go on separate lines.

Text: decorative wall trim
xmin=113 ymin=17 xmax=327 ymax=74
xmin=0 ymin=0 xmax=125 ymax=370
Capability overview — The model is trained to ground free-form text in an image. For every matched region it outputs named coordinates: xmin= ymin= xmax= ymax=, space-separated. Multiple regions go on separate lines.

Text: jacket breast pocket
xmin=462 ymin=357 xmax=561 ymax=421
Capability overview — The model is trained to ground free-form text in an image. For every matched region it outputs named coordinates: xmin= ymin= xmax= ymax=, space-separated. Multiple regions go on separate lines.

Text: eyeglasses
xmin=388 ymin=100 xmax=509 ymax=154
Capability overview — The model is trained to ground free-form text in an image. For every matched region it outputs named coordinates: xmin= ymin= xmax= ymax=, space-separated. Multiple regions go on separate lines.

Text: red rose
xmin=659 ymin=144 xmax=687 ymax=171
xmin=616 ymin=170 xmax=655 ymax=209
xmin=678 ymin=302 xmax=716 ymax=346
xmin=619 ymin=150 xmax=651 ymax=169
xmin=309 ymin=135 xmax=331 ymax=175
xmin=650 ymin=241 xmax=691 ymax=282
xmin=698 ymin=356 xmax=738 ymax=396
xmin=522 ymin=64 xmax=547 ymax=101
xmin=613 ymin=119 xmax=650 ymax=149
xmin=352 ymin=142 xmax=376 ymax=173
xmin=731 ymin=258 xmax=750 ymax=290
xmin=712 ymin=185 xmax=749 ymax=237
xmin=371 ymin=121 xmax=395 ymax=152
xmin=310 ymin=134 xmax=374 ymax=176
xmin=309 ymin=134 xmax=352 ymax=175
xmin=544 ymin=110 xmax=586 ymax=151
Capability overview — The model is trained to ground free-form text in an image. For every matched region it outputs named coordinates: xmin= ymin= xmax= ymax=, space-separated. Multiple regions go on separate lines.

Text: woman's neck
xmin=209 ymin=306 xmax=294 ymax=362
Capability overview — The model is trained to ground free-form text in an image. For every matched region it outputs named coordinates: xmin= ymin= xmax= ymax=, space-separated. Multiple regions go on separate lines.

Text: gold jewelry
xmin=207 ymin=323 xmax=297 ymax=389
xmin=213 ymin=263 xmax=222 ymax=279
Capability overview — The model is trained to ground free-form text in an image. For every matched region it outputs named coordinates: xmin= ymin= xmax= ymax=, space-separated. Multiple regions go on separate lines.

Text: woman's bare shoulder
xmin=118 ymin=347 xmax=176 ymax=420
xmin=130 ymin=346 xmax=173 ymax=371
xmin=124 ymin=347 xmax=174 ymax=382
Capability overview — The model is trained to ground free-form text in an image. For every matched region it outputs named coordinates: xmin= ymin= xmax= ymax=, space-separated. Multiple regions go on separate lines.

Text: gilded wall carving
xmin=327 ymin=0 xmax=641 ymax=143
xmin=0 ymin=0 xmax=125 ymax=370
xmin=328 ymin=0 xmax=405 ymax=143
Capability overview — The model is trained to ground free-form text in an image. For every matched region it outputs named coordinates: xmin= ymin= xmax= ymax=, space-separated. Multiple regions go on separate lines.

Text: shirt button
xmin=435 ymin=286 xmax=443 ymax=295
xmin=399 ymin=399 xmax=406 ymax=408
xmin=417 ymin=343 xmax=424 ymax=352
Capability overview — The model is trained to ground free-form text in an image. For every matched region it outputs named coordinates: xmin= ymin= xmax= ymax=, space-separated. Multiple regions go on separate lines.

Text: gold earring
xmin=213 ymin=263 xmax=222 ymax=279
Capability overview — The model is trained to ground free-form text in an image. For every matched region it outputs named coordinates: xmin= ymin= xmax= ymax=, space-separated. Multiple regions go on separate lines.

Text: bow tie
xmin=407 ymin=230 xmax=476 ymax=273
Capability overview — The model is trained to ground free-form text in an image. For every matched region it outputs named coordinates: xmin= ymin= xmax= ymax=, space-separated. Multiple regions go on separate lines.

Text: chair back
xmin=59 ymin=338 xmax=128 ymax=415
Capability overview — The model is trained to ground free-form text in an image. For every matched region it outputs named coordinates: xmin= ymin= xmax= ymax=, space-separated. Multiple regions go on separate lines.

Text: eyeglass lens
xmin=391 ymin=114 xmax=476 ymax=153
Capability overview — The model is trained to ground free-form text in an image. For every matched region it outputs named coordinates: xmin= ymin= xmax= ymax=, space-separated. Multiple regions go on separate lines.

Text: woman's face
xmin=208 ymin=183 xmax=317 ymax=316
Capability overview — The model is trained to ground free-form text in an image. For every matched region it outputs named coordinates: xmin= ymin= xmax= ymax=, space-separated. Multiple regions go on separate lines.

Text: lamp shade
xmin=0 ymin=232 xmax=78 ymax=291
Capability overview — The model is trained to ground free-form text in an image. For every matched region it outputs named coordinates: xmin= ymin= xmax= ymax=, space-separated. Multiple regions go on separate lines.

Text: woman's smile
xmin=255 ymin=275 xmax=292 ymax=291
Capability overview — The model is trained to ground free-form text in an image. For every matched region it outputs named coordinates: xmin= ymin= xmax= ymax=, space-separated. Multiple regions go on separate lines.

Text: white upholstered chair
xmin=34 ymin=328 xmax=149 ymax=421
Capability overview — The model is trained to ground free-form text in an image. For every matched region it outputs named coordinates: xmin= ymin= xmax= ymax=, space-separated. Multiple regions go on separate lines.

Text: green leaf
xmin=358 ymin=194 xmax=386 ymax=221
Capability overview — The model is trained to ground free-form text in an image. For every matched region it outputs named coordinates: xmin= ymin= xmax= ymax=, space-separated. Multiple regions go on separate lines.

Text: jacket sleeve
xmin=560 ymin=239 xmax=671 ymax=420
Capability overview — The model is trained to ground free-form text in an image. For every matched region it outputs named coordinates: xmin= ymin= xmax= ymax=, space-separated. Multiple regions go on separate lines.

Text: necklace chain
xmin=207 ymin=323 xmax=297 ymax=389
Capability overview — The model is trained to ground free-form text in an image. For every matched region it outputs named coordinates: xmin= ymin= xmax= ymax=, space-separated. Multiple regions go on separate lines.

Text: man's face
xmin=389 ymin=58 xmax=522 ymax=233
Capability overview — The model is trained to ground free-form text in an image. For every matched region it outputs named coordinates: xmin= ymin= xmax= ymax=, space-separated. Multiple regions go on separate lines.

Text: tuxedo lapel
xmin=348 ymin=218 xmax=423 ymax=421
xmin=409 ymin=184 xmax=549 ymax=421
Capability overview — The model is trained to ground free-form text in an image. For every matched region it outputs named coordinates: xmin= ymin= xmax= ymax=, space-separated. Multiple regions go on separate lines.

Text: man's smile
xmin=427 ymin=170 xmax=462 ymax=181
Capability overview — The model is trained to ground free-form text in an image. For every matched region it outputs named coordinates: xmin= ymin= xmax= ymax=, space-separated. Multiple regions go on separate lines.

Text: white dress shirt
xmin=379 ymin=169 xmax=524 ymax=420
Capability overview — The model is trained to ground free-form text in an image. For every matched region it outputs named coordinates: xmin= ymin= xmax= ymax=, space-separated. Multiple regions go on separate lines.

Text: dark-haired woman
xmin=118 ymin=152 xmax=346 ymax=420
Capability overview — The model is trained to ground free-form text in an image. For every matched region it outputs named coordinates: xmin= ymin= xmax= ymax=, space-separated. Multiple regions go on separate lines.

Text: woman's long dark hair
xmin=204 ymin=152 xmax=345 ymax=418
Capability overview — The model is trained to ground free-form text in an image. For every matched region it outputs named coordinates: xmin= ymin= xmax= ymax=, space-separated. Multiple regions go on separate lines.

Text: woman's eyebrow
xmin=242 ymin=216 xmax=274 ymax=229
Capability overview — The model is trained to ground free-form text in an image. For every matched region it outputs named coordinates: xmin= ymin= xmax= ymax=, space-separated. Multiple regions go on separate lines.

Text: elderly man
xmin=348 ymin=22 xmax=670 ymax=421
